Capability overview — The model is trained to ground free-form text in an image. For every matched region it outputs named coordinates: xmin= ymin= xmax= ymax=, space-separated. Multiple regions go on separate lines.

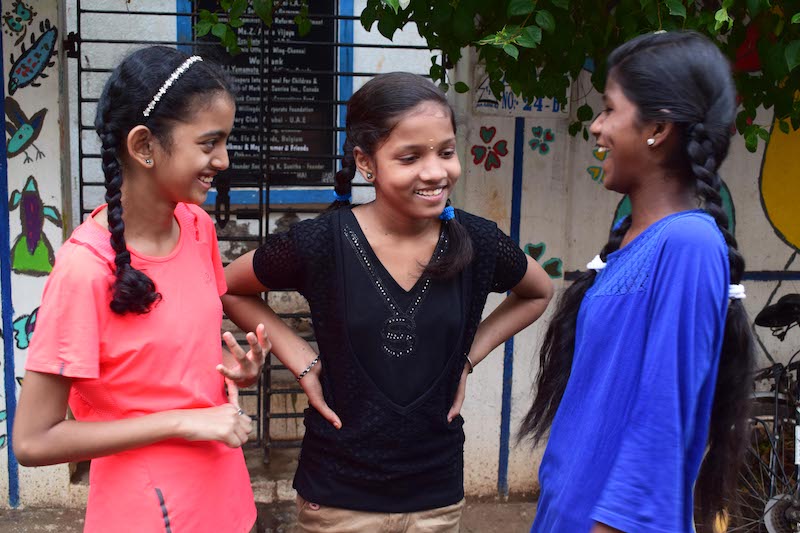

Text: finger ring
xmin=237 ymin=409 xmax=245 ymax=416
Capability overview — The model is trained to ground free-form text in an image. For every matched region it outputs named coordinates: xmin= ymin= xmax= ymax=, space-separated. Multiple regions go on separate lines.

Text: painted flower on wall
xmin=587 ymin=146 xmax=607 ymax=183
xmin=525 ymin=242 xmax=563 ymax=279
xmin=529 ymin=126 xmax=554 ymax=155
xmin=471 ymin=126 xmax=508 ymax=171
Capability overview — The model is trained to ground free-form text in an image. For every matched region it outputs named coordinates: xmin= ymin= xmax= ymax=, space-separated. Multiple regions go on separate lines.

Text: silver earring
xmin=366 ymin=172 xmax=373 ymax=180
xmin=145 ymin=158 xmax=153 ymax=165
xmin=646 ymin=138 xmax=655 ymax=146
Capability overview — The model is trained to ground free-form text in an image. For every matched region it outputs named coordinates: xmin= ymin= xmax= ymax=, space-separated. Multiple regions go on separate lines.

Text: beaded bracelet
xmin=296 ymin=355 xmax=321 ymax=381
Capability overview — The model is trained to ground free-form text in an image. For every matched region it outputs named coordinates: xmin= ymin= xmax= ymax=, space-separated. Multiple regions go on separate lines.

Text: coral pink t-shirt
xmin=26 ymin=203 xmax=256 ymax=533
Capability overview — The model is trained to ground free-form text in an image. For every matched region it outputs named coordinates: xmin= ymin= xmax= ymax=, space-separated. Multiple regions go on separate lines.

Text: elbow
xmin=543 ymin=279 xmax=555 ymax=304
xmin=13 ymin=434 xmax=43 ymax=467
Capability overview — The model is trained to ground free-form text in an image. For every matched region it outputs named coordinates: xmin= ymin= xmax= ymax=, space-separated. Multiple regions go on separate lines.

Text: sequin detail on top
xmin=344 ymin=226 xmax=448 ymax=358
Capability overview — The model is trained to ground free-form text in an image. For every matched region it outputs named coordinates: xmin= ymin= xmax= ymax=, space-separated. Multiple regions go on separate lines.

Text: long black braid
xmin=94 ymin=46 xmax=234 ymax=314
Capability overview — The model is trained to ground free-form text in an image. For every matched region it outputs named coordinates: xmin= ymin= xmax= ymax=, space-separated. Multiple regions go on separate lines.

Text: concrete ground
xmin=0 ymin=500 xmax=535 ymax=532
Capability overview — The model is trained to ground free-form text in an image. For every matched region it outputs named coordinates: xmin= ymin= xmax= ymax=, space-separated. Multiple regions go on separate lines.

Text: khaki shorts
xmin=294 ymin=495 xmax=465 ymax=533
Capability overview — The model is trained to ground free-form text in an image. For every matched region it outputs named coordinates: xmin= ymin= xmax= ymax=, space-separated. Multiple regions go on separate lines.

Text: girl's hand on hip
xmin=178 ymin=379 xmax=252 ymax=447
xmin=447 ymin=365 xmax=470 ymax=423
xmin=217 ymin=323 xmax=270 ymax=388
xmin=298 ymin=359 xmax=342 ymax=430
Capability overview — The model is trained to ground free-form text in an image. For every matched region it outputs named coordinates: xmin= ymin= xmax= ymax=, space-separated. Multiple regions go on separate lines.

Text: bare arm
xmin=448 ymin=255 xmax=553 ymax=421
xmin=222 ymin=250 xmax=341 ymax=429
xmin=13 ymin=371 xmax=251 ymax=467
xmin=592 ymin=524 xmax=623 ymax=533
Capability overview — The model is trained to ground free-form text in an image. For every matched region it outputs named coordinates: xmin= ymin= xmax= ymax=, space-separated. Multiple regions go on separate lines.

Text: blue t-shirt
xmin=531 ymin=211 xmax=729 ymax=533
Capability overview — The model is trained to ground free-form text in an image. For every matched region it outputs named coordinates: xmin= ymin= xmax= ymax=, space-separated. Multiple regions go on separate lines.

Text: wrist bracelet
xmin=296 ymin=355 xmax=320 ymax=381
xmin=465 ymin=355 xmax=475 ymax=374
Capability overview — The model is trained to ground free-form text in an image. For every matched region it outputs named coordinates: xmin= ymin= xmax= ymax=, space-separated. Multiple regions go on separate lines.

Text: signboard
xmin=197 ymin=0 xmax=336 ymax=185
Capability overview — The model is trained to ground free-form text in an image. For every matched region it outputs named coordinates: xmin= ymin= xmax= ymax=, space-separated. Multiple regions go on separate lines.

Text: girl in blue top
xmin=521 ymin=31 xmax=754 ymax=532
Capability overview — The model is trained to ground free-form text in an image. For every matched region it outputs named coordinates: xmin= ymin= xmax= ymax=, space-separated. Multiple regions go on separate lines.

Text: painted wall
xmin=1 ymin=0 xmax=70 ymax=507
xmin=2 ymin=0 xmax=799 ymax=510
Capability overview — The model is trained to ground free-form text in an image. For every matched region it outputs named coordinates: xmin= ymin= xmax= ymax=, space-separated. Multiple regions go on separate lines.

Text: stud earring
xmin=145 ymin=158 xmax=153 ymax=165
xmin=646 ymin=138 xmax=655 ymax=146
xmin=366 ymin=172 xmax=373 ymax=181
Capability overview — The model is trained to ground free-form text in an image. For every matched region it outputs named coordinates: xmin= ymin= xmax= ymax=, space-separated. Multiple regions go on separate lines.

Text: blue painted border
xmin=338 ymin=0 xmax=354 ymax=158
xmin=176 ymin=0 xmax=193 ymax=55
xmin=0 ymin=29 xmax=20 ymax=507
xmin=498 ymin=116 xmax=525 ymax=497
xmin=203 ymin=188 xmax=334 ymax=206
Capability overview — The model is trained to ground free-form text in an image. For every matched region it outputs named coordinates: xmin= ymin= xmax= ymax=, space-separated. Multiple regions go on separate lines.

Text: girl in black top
xmin=223 ymin=72 xmax=553 ymax=531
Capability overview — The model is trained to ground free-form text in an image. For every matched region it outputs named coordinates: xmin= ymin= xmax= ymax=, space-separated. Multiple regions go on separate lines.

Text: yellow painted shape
xmin=761 ymin=120 xmax=800 ymax=251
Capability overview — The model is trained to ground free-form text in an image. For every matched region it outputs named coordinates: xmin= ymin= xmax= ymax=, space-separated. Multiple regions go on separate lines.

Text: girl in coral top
xmin=13 ymin=47 xmax=266 ymax=533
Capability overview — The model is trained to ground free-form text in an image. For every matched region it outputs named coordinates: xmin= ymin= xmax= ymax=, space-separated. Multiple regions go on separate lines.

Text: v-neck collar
xmin=343 ymin=207 xmax=444 ymax=295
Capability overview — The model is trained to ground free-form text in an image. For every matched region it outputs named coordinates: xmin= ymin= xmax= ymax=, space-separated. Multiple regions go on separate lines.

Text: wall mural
xmin=7 ymin=18 xmax=57 ymax=95
xmin=471 ymin=126 xmax=508 ymax=171
xmin=587 ymin=146 xmax=607 ymax=183
xmin=529 ymin=126 xmax=554 ymax=155
xmin=2 ymin=1 xmax=35 ymax=46
xmin=9 ymin=175 xmax=61 ymax=276
xmin=5 ymin=96 xmax=46 ymax=162
xmin=525 ymin=242 xmax=563 ymax=279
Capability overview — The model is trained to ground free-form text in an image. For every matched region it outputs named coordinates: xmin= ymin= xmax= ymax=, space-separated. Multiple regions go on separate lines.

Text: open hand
xmin=217 ymin=323 xmax=270 ymax=388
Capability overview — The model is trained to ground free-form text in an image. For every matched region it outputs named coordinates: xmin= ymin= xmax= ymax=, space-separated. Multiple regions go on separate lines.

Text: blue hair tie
xmin=333 ymin=191 xmax=352 ymax=202
xmin=439 ymin=205 xmax=455 ymax=221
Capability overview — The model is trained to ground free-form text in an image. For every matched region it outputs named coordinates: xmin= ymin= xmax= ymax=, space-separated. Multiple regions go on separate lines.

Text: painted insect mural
xmin=8 ymin=19 xmax=57 ymax=95
xmin=3 ymin=0 xmax=36 ymax=46
xmin=5 ymin=96 xmax=47 ymax=163
xmin=9 ymin=176 xmax=62 ymax=276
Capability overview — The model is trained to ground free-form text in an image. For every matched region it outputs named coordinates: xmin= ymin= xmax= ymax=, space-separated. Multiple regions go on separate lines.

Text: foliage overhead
xmin=203 ymin=0 xmax=800 ymax=151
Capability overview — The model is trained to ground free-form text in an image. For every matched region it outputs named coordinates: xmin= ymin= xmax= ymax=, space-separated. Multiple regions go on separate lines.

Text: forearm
xmin=15 ymin=411 xmax=185 ymax=467
xmin=468 ymin=292 xmax=550 ymax=365
xmin=222 ymin=293 xmax=318 ymax=376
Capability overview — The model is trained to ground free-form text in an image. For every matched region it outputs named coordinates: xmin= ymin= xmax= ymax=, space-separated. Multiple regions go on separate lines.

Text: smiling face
xmin=360 ymin=101 xmax=461 ymax=221
xmin=589 ymin=76 xmax=652 ymax=194
xmin=150 ymin=93 xmax=235 ymax=206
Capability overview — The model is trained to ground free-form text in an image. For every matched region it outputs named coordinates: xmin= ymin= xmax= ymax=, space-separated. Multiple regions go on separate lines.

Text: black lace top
xmin=253 ymin=207 xmax=527 ymax=512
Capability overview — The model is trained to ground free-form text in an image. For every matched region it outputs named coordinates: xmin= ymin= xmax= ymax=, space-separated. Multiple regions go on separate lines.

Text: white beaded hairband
xmin=142 ymin=55 xmax=203 ymax=118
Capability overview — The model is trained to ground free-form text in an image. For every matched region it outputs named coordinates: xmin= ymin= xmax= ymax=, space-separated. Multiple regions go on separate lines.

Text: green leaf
xmin=508 ymin=0 xmax=536 ymax=17
xmin=576 ymin=103 xmax=593 ymax=122
xmin=516 ymin=25 xmax=542 ymax=47
xmin=212 ymin=23 xmax=228 ymax=39
xmin=454 ymin=81 xmax=470 ymax=93
xmin=195 ymin=20 xmax=213 ymax=37
xmin=779 ymin=120 xmax=791 ymax=134
xmin=295 ymin=15 xmax=312 ymax=36
xmin=361 ymin=5 xmax=379 ymax=31
xmin=229 ymin=18 xmax=244 ymax=28
xmin=744 ymin=128 xmax=758 ymax=152
xmin=746 ymin=0 xmax=764 ymax=17
xmin=503 ymin=43 xmax=520 ymax=60
xmin=253 ymin=0 xmax=273 ymax=26
xmin=535 ymin=10 xmax=556 ymax=33
xmin=230 ymin=0 xmax=247 ymax=19
xmin=582 ymin=127 xmax=589 ymax=141
xmin=714 ymin=8 xmax=731 ymax=31
xmin=383 ymin=0 xmax=401 ymax=13
xmin=792 ymin=13 xmax=800 ymax=24
xmin=439 ymin=81 xmax=450 ymax=92
xmin=551 ymin=0 xmax=569 ymax=9
xmin=757 ymin=127 xmax=770 ymax=141
xmin=786 ymin=40 xmax=800 ymax=72
xmin=665 ymin=0 xmax=686 ymax=18
xmin=568 ymin=121 xmax=582 ymax=136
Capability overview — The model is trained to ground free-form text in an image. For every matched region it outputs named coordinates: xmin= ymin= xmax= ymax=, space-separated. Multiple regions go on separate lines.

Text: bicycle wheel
xmin=727 ymin=413 xmax=798 ymax=532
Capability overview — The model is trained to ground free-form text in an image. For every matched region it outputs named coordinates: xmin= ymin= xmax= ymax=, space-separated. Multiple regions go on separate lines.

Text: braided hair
xmin=519 ymin=31 xmax=753 ymax=527
xmin=94 ymin=46 xmax=234 ymax=314
xmin=328 ymin=72 xmax=473 ymax=279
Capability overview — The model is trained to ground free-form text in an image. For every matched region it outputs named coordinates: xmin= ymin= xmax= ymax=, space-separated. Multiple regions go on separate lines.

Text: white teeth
xmin=595 ymin=146 xmax=611 ymax=153
xmin=415 ymin=187 xmax=443 ymax=197
xmin=199 ymin=176 xmax=214 ymax=184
